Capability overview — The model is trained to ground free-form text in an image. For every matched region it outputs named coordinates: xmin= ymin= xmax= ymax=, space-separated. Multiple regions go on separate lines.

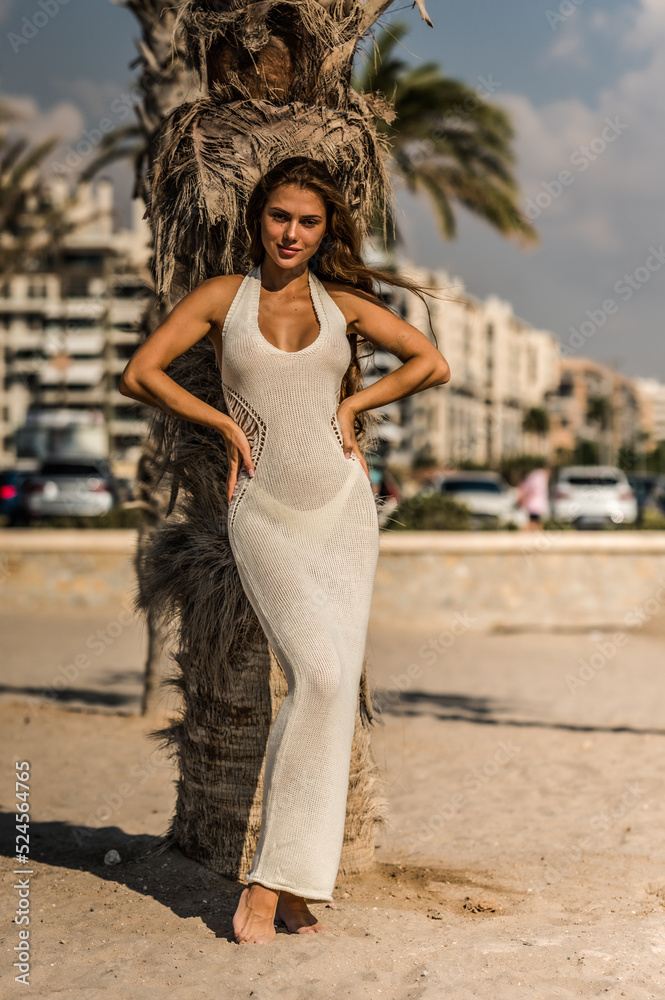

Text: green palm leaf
xmin=354 ymin=21 xmax=538 ymax=252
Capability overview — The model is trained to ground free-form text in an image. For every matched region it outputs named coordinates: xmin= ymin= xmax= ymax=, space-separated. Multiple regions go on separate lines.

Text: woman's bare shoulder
xmin=318 ymin=277 xmax=389 ymax=324
xmin=205 ymin=273 xmax=248 ymax=287
xmin=204 ymin=273 xmax=247 ymax=301
xmin=198 ymin=273 xmax=248 ymax=333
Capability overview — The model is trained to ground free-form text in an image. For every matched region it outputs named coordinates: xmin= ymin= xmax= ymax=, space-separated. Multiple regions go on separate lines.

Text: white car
xmin=427 ymin=471 xmax=528 ymax=528
xmin=551 ymin=466 xmax=637 ymax=528
xmin=24 ymin=458 xmax=117 ymax=520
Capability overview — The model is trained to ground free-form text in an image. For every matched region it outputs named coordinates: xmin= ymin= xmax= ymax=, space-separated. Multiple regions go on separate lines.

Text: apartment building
xmin=547 ymin=356 xmax=643 ymax=464
xmin=634 ymin=377 xmax=665 ymax=447
xmin=368 ymin=262 xmax=560 ymax=470
xmin=0 ymin=178 xmax=151 ymax=474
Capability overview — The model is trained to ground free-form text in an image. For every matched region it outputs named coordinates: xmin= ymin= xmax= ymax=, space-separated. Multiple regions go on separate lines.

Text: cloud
xmin=1 ymin=79 xmax=139 ymax=185
xmin=620 ymin=0 xmax=665 ymax=50
xmin=492 ymin=1 xmax=665 ymax=256
xmin=562 ymin=208 xmax=623 ymax=254
xmin=52 ymin=78 xmax=132 ymax=124
xmin=542 ymin=18 xmax=592 ymax=70
xmin=2 ymin=93 xmax=84 ymax=149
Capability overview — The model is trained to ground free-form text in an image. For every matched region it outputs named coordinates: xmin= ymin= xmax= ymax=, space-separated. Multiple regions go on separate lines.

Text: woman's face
xmin=260 ymin=183 xmax=328 ymax=270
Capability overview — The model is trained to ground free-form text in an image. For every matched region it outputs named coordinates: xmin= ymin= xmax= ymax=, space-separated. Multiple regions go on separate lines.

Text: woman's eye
xmin=273 ymin=213 xmax=316 ymax=226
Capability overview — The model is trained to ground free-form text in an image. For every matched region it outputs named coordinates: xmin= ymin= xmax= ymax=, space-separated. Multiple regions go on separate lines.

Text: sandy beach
xmin=2 ymin=613 xmax=665 ymax=999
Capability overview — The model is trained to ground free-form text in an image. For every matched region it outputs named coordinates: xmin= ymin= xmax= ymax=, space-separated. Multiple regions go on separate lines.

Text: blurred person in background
xmin=518 ymin=463 xmax=550 ymax=531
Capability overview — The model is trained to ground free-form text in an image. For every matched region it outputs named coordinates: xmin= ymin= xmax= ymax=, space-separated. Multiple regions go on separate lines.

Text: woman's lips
xmin=278 ymin=246 xmax=300 ymax=257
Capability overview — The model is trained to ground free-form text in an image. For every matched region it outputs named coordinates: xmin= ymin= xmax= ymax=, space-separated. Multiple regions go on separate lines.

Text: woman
xmin=519 ymin=463 xmax=551 ymax=530
xmin=120 ymin=156 xmax=451 ymax=944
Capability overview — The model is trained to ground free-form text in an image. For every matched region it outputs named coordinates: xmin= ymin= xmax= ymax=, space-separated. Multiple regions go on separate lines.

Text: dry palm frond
xmin=147 ymin=96 xmax=394 ymax=304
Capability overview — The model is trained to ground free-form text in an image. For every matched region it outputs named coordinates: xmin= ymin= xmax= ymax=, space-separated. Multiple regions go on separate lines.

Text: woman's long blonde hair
xmin=245 ymin=156 xmax=458 ymax=439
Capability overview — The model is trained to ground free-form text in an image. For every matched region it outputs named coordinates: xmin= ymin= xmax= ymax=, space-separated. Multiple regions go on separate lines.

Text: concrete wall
xmin=0 ymin=531 xmax=138 ymax=614
xmin=374 ymin=532 xmax=665 ymax=632
xmin=2 ymin=530 xmax=665 ymax=631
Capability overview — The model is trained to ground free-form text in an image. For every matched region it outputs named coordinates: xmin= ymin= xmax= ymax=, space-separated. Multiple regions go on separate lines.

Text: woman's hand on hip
xmin=221 ymin=422 xmax=255 ymax=504
xmin=336 ymin=399 xmax=370 ymax=480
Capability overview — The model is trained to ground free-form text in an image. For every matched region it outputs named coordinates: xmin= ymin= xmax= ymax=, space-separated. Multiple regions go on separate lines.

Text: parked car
xmin=423 ymin=471 xmax=527 ymax=528
xmin=0 ymin=469 xmax=32 ymax=525
xmin=23 ymin=457 xmax=118 ymax=521
xmin=552 ymin=466 xmax=637 ymax=528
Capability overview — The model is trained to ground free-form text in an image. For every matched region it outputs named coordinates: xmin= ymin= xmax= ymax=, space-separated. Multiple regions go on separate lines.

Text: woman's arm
xmin=334 ymin=287 xmax=451 ymax=468
xmin=119 ymin=276 xmax=255 ymax=503
xmin=120 ymin=277 xmax=233 ymax=431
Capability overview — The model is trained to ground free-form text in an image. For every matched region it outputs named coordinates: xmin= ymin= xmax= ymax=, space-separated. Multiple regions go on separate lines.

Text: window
xmin=563 ymin=475 xmax=620 ymax=487
xmin=40 ymin=461 xmax=109 ymax=476
xmin=66 ymin=277 xmax=90 ymax=298
xmin=12 ymin=349 xmax=46 ymax=361
xmin=65 ymin=318 xmax=97 ymax=331
xmin=116 ymin=344 xmax=137 ymax=360
xmin=111 ymin=283 xmax=150 ymax=299
xmin=442 ymin=478 xmax=505 ymax=494
xmin=63 ymin=252 xmax=104 ymax=270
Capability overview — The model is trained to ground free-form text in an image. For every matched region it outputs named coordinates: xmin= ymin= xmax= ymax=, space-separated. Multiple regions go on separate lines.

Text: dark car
xmin=0 ymin=469 xmax=33 ymax=525
xmin=23 ymin=457 xmax=118 ymax=521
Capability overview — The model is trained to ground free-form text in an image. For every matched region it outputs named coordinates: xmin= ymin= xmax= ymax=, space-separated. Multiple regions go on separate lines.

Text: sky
xmin=1 ymin=0 xmax=663 ymax=379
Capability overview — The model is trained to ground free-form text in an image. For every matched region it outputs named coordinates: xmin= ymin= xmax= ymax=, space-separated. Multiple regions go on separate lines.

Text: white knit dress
xmin=221 ymin=261 xmax=380 ymax=903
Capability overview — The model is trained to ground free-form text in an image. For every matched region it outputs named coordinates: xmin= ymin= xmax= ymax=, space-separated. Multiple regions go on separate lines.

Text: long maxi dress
xmin=221 ymin=260 xmax=380 ymax=903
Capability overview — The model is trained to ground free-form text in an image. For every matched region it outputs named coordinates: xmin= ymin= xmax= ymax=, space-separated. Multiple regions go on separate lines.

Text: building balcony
xmin=109 ymin=419 xmax=148 ymax=436
xmin=37 ymin=388 xmax=106 ymax=405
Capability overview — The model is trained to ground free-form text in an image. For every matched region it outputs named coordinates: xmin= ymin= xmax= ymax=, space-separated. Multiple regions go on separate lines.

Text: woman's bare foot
xmin=276 ymin=891 xmax=330 ymax=934
xmin=232 ymin=884 xmax=278 ymax=944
